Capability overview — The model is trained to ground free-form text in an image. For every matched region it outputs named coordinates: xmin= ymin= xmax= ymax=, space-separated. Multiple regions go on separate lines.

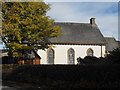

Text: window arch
xmin=47 ymin=48 xmax=54 ymax=64
xmin=87 ymin=48 xmax=94 ymax=56
xmin=68 ymin=48 xmax=75 ymax=64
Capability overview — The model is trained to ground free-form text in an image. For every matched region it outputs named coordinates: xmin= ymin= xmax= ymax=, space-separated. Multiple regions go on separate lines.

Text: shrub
xmin=3 ymin=65 xmax=119 ymax=88
xmin=77 ymin=56 xmax=100 ymax=64
xmin=105 ymin=48 xmax=120 ymax=64
xmin=2 ymin=56 xmax=19 ymax=64
xmin=77 ymin=57 xmax=83 ymax=64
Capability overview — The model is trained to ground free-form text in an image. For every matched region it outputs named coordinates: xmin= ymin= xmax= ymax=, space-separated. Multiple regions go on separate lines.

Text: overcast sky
xmin=46 ymin=2 xmax=119 ymax=41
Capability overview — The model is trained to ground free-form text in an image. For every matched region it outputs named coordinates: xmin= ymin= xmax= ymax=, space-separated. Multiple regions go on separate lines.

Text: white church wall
xmin=37 ymin=44 xmax=106 ymax=64
xmin=37 ymin=50 xmax=47 ymax=64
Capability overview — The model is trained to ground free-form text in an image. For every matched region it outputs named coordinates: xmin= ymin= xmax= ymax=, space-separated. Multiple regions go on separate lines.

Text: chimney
xmin=90 ymin=18 xmax=96 ymax=25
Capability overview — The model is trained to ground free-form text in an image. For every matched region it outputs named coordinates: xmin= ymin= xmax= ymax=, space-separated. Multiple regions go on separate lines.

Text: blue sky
xmin=46 ymin=2 xmax=118 ymax=41
xmin=0 ymin=1 xmax=119 ymax=49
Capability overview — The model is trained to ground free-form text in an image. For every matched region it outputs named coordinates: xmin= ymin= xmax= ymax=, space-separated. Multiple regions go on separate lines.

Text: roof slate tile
xmin=49 ymin=22 xmax=107 ymax=44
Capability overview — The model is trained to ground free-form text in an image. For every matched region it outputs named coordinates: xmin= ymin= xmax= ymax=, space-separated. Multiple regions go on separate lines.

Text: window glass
xmin=47 ymin=49 xmax=54 ymax=64
xmin=68 ymin=48 xmax=75 ymax=64
xmin=87 ymin=49 xmax=93 ymax=56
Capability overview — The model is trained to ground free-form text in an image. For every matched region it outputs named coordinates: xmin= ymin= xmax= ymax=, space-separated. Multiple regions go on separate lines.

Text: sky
xmin=46 ymin=2 xmax=119 ymax=41
xmin=0 ymin=1 xmax=119 ymax=49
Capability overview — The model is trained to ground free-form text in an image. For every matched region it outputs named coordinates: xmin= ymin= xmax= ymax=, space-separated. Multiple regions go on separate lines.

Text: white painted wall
xmin=37 ymin=44 xmax=106 ymax=64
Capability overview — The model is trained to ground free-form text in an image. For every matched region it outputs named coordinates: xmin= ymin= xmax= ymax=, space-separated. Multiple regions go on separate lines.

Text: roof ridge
xmin=55 ymin=22 xmax=90 ymax=24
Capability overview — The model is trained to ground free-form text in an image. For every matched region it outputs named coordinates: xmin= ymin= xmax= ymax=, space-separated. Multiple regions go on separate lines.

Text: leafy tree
xmin=1 ymin=2 xmax=61 ymax=58
xmin=106 ymin=48 xmax=120 ymax=64
xmin=0 ymin=2 xmax=2 ymax=45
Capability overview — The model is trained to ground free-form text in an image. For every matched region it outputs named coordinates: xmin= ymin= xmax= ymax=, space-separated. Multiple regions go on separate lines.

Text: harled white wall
xmin=37 ymin=44 xmax=106 ymax=64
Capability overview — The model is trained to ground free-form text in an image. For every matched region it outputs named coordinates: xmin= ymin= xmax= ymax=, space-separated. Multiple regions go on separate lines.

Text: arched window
xmin=87 ymin=48 xmax=94 ymax=56
xmin=68 ymin=48 xmax=75 ymax=64
xmin=47 ymin=48 xmax=54 ymax=64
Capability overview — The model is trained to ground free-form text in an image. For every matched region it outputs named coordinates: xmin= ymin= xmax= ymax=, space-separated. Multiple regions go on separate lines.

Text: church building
xmin=37 ymin=18 xmax=108 ymax=64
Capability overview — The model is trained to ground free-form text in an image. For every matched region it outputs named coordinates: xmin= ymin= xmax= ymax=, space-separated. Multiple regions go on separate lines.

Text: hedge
xmin=3 ymin=64 xmax=120 ymax=88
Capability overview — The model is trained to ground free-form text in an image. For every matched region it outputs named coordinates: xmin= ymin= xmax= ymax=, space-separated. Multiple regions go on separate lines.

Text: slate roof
xmin=105 ymin=37 xmax=120 ymax=52
xmin=49 ymin=22 xmax=107 ymax=44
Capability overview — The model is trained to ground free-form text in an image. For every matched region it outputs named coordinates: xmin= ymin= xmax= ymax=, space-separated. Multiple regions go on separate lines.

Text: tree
xmin=106 ymin=48 xmax=120 ymax=64
xmin=0 ymin=4 xmax=1 ymax=27
xmin=2 ymin=2 xmax=61 ymax=58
